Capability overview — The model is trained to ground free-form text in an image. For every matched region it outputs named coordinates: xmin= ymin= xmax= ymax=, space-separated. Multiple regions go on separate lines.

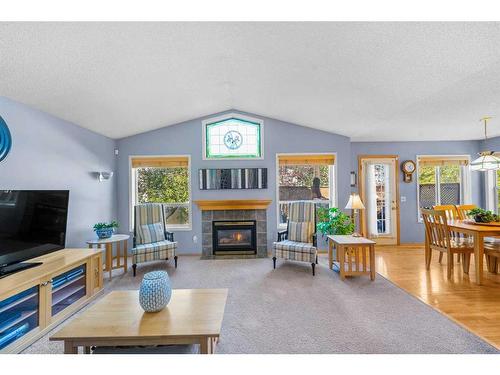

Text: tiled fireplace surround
xmin=201 ymin=209 xmax=268 ymax=258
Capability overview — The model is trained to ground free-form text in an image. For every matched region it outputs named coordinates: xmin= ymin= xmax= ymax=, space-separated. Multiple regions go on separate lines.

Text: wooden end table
xmin=327 ymin=235 xmax=376 ymax=280
xmin=86 ymin=234 xmax=130 ymax=280
xmin=50 ymin=289 xmax=228 ymax=354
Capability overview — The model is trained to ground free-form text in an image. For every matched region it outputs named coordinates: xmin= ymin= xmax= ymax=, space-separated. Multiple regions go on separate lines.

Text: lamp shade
xmin=471 ymin=152 xmax=500 ymax=171
xmin=345 ymin=193 xmax=365 ymax=210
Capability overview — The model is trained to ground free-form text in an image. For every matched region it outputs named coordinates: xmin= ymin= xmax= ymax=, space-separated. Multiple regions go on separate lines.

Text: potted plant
xmin=93 ymin=221 xmax=119 ymax=239
xmin=468 ymin=208 xmax=499 ymax=223
xmin=316 ymin=207 xmax=354 ymax=236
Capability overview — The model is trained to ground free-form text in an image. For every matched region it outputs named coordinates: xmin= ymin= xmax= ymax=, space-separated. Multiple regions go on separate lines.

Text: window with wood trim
xmin=277 ymin=154 xmax=336 ymax=229
xmin=130 ymin=156 xmax=191 ymax=230
xmin=484 ymin=168 xmax=500 ymax=214
xmin=202 ymin=114 xmax=263 ymax=159
xmin=416 ymin=155 xmax=471 ymax=220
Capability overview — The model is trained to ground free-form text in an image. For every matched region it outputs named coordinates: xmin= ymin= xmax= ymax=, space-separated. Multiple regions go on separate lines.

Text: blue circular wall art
xmin=223 ymin=130 xmax=243 ymax=150
xmin=0 ymin=116 xmax=12 ymax=162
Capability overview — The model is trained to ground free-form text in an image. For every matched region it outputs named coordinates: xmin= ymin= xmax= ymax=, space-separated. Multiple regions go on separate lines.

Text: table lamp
xmin=345 ymin=193 xmax=365 ymax=237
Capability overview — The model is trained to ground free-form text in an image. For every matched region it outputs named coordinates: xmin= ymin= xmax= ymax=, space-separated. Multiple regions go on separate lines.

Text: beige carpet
xmin=22 ymin=255 xmax=498 ymax=354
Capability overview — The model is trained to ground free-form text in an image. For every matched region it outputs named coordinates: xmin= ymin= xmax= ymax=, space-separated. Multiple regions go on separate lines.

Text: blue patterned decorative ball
xmin=139 ymin=271 xmax=172 ymax=312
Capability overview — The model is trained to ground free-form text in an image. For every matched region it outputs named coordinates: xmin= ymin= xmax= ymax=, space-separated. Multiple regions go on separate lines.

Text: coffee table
xmin=50 ymin=289 xmax=228 ymax=354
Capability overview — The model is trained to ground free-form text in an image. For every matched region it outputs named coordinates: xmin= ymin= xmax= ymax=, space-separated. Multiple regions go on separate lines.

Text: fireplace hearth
xmin=212 ymin=220 xmax=257 ymax=255
xmin=201 ymin=208 xmax=267 ymax=258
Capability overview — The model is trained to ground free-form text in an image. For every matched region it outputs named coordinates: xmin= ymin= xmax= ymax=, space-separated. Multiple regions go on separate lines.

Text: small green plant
xmin=316 ymin=207 xmax=354 ymax=236
xmin=468 ymin=208 xmax=499 ymax=223
xmin=93 ymin=221 xmax=119 ymax=231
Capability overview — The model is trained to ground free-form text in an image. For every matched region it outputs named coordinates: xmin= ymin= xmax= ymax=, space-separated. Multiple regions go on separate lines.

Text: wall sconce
xmin=350 ymin=171 xmax=357 ymax=187
xmin=96 ymin=171 xmax=114 ymax=182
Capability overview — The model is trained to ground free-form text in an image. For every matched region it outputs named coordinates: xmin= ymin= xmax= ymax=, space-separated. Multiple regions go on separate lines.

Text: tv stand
xmin=0 ymin=261 xmax=43 ymax=279
xmin=0 ymin=248 xmax=103 ymax=353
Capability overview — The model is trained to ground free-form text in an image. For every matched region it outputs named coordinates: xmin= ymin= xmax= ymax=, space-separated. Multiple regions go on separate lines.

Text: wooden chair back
xmin=421 ymin=208 xmax=452 ymax=251
xmin=455 ymin=204 xmax=477 ymax=220
xmin=433 ymin=205 xmax=459 ymax=220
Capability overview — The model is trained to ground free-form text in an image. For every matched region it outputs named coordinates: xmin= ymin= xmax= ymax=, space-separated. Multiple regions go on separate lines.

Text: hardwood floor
xmin=375 ymin=245 xmax=500 ymax=349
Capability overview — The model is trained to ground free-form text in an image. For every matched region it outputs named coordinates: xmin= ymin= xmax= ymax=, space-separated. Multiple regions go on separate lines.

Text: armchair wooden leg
xmin=132 ymin=264 xmax=137 ymax=277
xmin=272 ymin=256 xmax=276 ymax=269
xmin=316 ymin=254 xmax=318 ymax=264
xmin=311 ymin=263 xmax=316 ymax=276
xmin=174 ymin=255 xmax=178 ymax=268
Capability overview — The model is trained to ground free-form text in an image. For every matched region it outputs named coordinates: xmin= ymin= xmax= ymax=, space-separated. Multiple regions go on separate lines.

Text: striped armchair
xmin=132 ymin=203 xmax=178 ymax=276
xmin=273 ymin=201 xmax=318 ymax=275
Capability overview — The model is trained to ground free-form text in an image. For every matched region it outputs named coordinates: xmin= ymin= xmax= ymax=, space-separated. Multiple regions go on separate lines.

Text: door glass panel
xmin=374 ymin=164 xmax=391 ymax=235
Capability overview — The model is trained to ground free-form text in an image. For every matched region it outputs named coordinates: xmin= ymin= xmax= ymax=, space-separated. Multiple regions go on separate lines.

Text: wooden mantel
xmin=194 ymin=199 xmax=272 ymax=211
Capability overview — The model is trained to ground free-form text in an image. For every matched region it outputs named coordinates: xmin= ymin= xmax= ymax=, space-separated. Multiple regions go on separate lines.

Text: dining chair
xmin=421 ymin=208 xmax=474 ymax=279
xmin=484 ymin=241 xmax=500 ymax=274
xmin=455 ymin=204 xmax=477 ymax=220
xmin=433 ymin=205 xmax=461 ymax=264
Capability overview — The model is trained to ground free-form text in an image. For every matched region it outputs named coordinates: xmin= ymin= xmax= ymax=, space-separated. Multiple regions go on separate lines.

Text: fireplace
xmin=212 ymin=220 xmax=257 ymax=255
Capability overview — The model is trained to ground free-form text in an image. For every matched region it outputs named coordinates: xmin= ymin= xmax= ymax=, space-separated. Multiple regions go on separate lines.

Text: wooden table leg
xmin=123 ymin=240 xmax=128 ymax=273
xmin=64 ymin=340 xmax=78 ymax=354
xmin=116 ymin=240 xmax=121 ymax=268
xmin=370 ymin=244 xmax=376 ymax=281
xmin=474 ymin=233 xmax=484 ymax=285
xmin=328 ymin=239 xmax=333 ymax=270
xmin=106 ymin=243 xmax=112 ymax=280
xmin=338 ymin=245 xmax=345 ymax=280
xmin=200 ymin=337 xmax=212 ymax=354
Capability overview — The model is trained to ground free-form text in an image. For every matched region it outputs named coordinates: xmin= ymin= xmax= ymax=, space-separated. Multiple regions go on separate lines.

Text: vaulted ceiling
xmin=2 ymin=22 xmax=500 ymax=141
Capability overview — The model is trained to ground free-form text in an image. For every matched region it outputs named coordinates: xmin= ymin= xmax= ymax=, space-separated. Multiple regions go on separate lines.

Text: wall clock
xmin=401 ymin=160 xmax=416 ymax=183
xmin=0 ymin=115 xmax=12 ymax=163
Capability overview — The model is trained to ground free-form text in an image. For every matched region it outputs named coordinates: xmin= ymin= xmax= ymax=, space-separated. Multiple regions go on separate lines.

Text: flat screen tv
xmin=0 ymin=190 xmax=69 ymax=277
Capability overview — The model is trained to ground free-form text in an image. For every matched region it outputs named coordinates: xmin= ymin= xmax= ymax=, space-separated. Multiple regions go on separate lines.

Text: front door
xmin=359 ymin=156 xmax=399 ymax=245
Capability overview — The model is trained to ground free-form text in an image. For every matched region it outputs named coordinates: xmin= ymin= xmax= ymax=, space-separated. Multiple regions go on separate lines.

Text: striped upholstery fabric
xmin=288 ymin=221 xmax=313 ymax=243
xmin=273 ymin=201 xmax=317 ymax=266
xmin=288 ymin=201 xmax=316 ymax=222
xmin=140 ymin=222 xmax=165 ymax=244
xmin=273 ymin=240 xmax=316 ymax=263
xmin=133 ymin=203 xmax=177 ymax=266
xmin=135 ymin=204 xmax=165 ymax=245
xmin=132 ymin=240 xmax=177 ymax=264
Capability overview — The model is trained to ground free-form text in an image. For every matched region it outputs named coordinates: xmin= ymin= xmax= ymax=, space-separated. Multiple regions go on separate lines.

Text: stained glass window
xmin=203 ymin=115 xmax=263 ymax=159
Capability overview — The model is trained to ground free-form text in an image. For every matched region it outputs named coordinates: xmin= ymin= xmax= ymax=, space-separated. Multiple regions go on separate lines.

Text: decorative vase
xmin=139 ymin=271 xmax=172 ymax=312
xmin=95 ymin=228 xmax=114 ymax=239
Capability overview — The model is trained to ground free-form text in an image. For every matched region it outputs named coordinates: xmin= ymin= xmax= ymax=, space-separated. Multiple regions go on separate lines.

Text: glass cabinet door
xmin=51 ymin=264 xmax=87 ymax=317
xmin=0 ymin=286 xmax=40 ymax=350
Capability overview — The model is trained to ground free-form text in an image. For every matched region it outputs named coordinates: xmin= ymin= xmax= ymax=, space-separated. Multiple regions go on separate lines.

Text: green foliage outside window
xmin=279 ymin=165 xmax=329 ymax=187
xmin=137 ymin=167 xmax=189 ymax=203
xmin=136 ymin=167 xmax=190 ymax=226
xmin=418 ymin=165 xmax=459 ymax=184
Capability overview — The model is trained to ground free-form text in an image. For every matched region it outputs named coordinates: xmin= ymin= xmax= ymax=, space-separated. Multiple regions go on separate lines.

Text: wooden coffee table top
xmin=50 ymin=289 xmax=228 ymax=341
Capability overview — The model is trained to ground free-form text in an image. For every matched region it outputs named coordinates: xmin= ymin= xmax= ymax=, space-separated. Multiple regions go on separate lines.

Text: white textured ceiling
xmin=2 ymin=22 xmax=500 ymax=141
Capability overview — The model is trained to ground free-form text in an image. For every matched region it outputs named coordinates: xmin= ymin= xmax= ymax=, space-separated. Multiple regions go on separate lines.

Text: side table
xmin=327 ymin=235 xmax=376 ymax=280
xmin=86 ymin=234 xmax=130 ymax=280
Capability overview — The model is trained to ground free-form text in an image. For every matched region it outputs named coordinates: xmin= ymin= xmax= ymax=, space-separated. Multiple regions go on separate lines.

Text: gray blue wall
xmin=116 ymin=110 xmax=352 ymax=253
xmin=2 ymin=96 xmax=493 ymax=251
xmin=0 ymin=96 xmax=117 ymax=247
xmin=351 ymin=141 xmax=483 ymax=243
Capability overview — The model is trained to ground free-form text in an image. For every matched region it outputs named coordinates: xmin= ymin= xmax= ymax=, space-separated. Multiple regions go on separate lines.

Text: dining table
xmin=433 ymin=219 xmax=500 ymax=285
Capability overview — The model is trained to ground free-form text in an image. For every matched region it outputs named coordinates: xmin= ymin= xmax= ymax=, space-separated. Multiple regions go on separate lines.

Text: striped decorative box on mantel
xmin=199 ymin=168 xmax=268 ymax=190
